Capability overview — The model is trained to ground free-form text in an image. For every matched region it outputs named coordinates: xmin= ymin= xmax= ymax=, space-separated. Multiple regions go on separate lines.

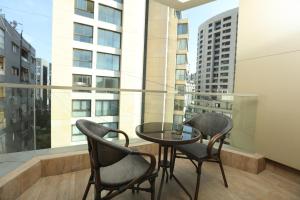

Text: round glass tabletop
xmin=135 ymin=122 xmax=201 ymax=145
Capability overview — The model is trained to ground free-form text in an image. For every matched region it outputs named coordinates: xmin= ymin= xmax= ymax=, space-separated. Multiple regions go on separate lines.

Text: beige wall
xmin=144 ymin=0 xmax=177 ymax=123
xmin=235 ymin=0 xmax=300 ymax=169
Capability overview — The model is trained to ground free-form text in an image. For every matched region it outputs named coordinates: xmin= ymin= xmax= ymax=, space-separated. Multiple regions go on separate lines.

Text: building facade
xmin=51 ymin=0 xmax=200 ymax=147
xmin=35 ymin=58 xmax=51 ymax=109
xmin=196 ymin=8 xmax=238 ymax=93
xmin=0 ymin=16 xmax=36 ymax=153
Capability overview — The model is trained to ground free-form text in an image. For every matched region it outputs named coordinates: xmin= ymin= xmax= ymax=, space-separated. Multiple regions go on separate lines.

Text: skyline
xmin=0 ymin=0 xmax=238 ymax=70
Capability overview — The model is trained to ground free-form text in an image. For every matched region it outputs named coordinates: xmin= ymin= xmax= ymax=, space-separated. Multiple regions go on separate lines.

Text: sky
xmin=0 ymin=0 xmax=238 ymax=66
xmin=0 ymin=0 xmax=52 ymax=62
xmin=182 ymin=0 xmax=239 ymax=73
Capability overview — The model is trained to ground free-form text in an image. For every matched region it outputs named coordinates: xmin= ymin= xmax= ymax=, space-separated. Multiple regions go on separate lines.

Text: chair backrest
xmin=184 ymin=112 xmax=232 ymax=138
xmin=76 ymin=119 xmax=131 ymax=168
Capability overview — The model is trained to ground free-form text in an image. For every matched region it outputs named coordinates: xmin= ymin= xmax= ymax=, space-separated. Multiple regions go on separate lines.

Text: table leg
xmin=157 ymin=145 xmax=169 ymax=200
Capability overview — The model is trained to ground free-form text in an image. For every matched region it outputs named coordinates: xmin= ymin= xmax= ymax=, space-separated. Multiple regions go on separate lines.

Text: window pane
xmin=176 ymin=70 xmax=186 ymax=80
xmin=74 ymin=23 xmax=93 ymax=43
xmin=173 ymin=115 xmax=183 ymax=124
xmin=0 ymin=29 xmax=4 ymax=49
xmin=98 ymin=29 xmax=121 ymax=48
xmin=72 ymin=100 xmax=91 ymax=117
xmin=174 ymin=100 xmax=184 ymax=111
xmin=99 ymin=5 xmax=122 ymax=26
xmin=177 ymin=39 xmax=187 ymax=50
xmin=75 ymin=0 xmax=94 ymax=18
xmin=96 ymin=76 xmax=119 ymax=93
xmin=176 ymin=54 xmax=187 ymax=65
xmin=71 ymin=125 xmax=86 ymax=142
xmin=73 ymin=49 xmax=92 ymax=68
xmin=97 ymin=53 xmax=120 ymax=71
xmin=95 ymin=100 xmax=119 ymax=116
xmin=177 ymin=24 xmax=188 ymax=35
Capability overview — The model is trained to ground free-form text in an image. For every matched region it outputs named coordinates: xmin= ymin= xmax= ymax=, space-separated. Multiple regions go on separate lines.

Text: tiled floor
xmin=18 ymin=158 xmax=300 ymax=200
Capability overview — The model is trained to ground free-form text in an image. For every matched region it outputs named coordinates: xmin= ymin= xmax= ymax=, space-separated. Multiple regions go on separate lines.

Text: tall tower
xmin=196 ymin=8 xmax=238 ymax=94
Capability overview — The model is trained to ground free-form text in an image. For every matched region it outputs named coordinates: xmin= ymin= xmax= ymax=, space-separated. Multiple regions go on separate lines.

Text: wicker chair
xmin=170 ymin=112 xmax=233 ymax=200
xmin=76 ymin=119 xmax=157 ymax=200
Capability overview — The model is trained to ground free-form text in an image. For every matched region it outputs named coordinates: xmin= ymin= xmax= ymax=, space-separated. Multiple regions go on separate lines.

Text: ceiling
xmin=152 ymin=0 xmax=214 ymax=10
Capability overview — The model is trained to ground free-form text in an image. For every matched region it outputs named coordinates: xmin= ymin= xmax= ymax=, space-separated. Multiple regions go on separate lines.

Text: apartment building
xmin=0 ymin=16 xmax=36 ymax=153
xmin=174 ymin=12 xmax=189 ymax=124
xmin=35 ymin=58 xmax=51 ymax=109
xmin=196 ymin=8 xmax=238 ymax=93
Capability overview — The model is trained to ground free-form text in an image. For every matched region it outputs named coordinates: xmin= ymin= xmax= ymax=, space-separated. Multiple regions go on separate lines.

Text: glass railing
xmin=0 ymin=83 xmax=258 ymax=176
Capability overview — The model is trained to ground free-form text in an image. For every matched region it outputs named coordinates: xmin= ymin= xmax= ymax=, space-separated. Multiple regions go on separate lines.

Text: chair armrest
xmin=105 ymin=129 xmax=129 ymax=147
xmin=207 ymin=133 xmax=224 ymax=158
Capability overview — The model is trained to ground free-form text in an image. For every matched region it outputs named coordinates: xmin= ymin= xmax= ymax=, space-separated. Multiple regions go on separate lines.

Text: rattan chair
xmin=76 ymin=119 xmax=157 ymax=200
xmin=170 ymin=112 xmax=233 ymax=200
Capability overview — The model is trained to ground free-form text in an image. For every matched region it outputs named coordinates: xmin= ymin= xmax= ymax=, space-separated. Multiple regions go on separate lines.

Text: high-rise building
xmin=0 ymin=16 xmax=36 ymax=153
xmin=51 ymin=0 xmax=204 ymax=148
xmin=196 ymin=8 xmax=238 ymax=93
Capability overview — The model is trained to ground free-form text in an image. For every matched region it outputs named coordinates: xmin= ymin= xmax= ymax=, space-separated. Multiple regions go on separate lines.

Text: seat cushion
xmin=100 ymin=154 xmax=150 ymax=187
xmin=176 ymin=142 xmax=218 ymax=161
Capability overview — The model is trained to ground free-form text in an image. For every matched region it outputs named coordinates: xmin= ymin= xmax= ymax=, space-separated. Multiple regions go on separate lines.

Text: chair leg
xmin=194 ymin=162 xmax=202 ymax=200
xmin=149 ymin=177 xmax=156 ymax=200
xmin=218 ymin=159 xmax=228 ymax=188
xmin=82 ymin=174 xmax=93 ymax=200
xmin=170 ymin=148 xmax=176 ymax=179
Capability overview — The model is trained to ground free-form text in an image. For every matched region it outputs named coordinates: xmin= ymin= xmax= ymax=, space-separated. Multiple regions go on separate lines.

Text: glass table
xmin=136 ymin=122 xmax=201 ymax=200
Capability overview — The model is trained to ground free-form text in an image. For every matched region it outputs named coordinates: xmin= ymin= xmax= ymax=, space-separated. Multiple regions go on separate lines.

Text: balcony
xmin=0 ymin=84 xmax=297 ymax=200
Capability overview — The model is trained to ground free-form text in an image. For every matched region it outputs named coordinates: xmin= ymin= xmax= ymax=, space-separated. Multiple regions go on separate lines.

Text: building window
xmin=223 ymin=29 xmax=231 ymax=34
xmin=95 ymin=100 xmax=119 ymax=116
xmin=0 ymin=29 xmax=4 ymax=49
xmin=97 ymin=53 xmax=120 ymax=71
xmin=175 ymin=84 xmax=185 ymax=95
xmin=177 ymin=24 xmax=188 ymax=35
xmin=173 ymin=115 xmax=183 ymax=124
xmin=73 ymin=49 xmax=92 ymax=68
xmin=73 ymin=74 xmax=92 ymax=92
xmin=177 ymin=39 xmax=188 ymax=50
xmin=71 ymin=125 xmax=86 ymax=142
xmin=96 ymin=76 xmax=119 ymax=92
xmin=224 ymin=16 xmax=232 ymax=21
xmin=75 ymin=0 xmax=94 ymax=18
xmin=0 ymin=57 xmax=4 ymax=71
xmin=113 ymin=0 xmax=123 ymax=3
xmin=176 ymin=54 xmax=187 ymax=65
xmin=174 ymin=100 xmax=184 ymax=111
xmin=98 ymin=29 xmax=121 ymax=48
xmin=175 ymin=70 xmax=186 ymax=80
xmin=101 ymin=122 xmax=119 ymax=138
xmin=72 ymin=100 xmax=91 ymax=117
xmin=12 ymin=43 xmax=19 ymax=53
xmin=221 ymin=66 xmax=229 ymax=71
xmin=74 ymin=23 xmax=93 ymax=43
xmin=99 ymin=4 xmax=122 ymax=26
xmin=11 ymin=66 xmax=19 ymax=76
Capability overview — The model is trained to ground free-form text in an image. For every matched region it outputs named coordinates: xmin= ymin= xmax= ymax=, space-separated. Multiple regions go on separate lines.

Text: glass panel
xmin=176 ymin=70 xmax=186 ymax=80
xmin=174 ymin=99 xmax=185 ymax=111
xmin=95 ymin=100 xmax=119 ymax=116
xmin=177 ymin=23 xmax=188 ymax=35
xmin=177 ymin=39 xmax=188 ymax=50
xmin=75 ymin=0 xmax=94 ymax=18
xmin=97 ymin=53 xmax=120 ymax=71
xmin=98 ymin=29 xmax=121 ymax=48
xmin=72 ymin=100 xmax=91 ymax=117
xmin=74 ymin=23 xmax=93 ymax=43
xmin=96 ymin=76 xmax=119 ymax=92
xmin=176 ymin=54 xmax=187 ymax=65
xmin=99 ymin=5 xmax=122 ymax=26
xmin=73 ymin=49 xmax=92 ymax=68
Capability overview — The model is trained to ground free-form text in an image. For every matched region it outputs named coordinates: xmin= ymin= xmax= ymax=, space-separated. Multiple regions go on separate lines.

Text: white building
xmin=196 ymin=8 xmax=238 ymax=93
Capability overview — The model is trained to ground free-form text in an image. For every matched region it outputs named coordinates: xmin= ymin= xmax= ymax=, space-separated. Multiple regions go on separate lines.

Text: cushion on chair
xmin=100 ymin=154 xmax=150 ymax=187
xmin=176 ymin=142 xmax=218 ymax=161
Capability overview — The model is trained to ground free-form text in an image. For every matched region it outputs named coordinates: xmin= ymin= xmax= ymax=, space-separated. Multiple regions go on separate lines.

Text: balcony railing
xmin=0 ymin=83 xmax=258 ymax=176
